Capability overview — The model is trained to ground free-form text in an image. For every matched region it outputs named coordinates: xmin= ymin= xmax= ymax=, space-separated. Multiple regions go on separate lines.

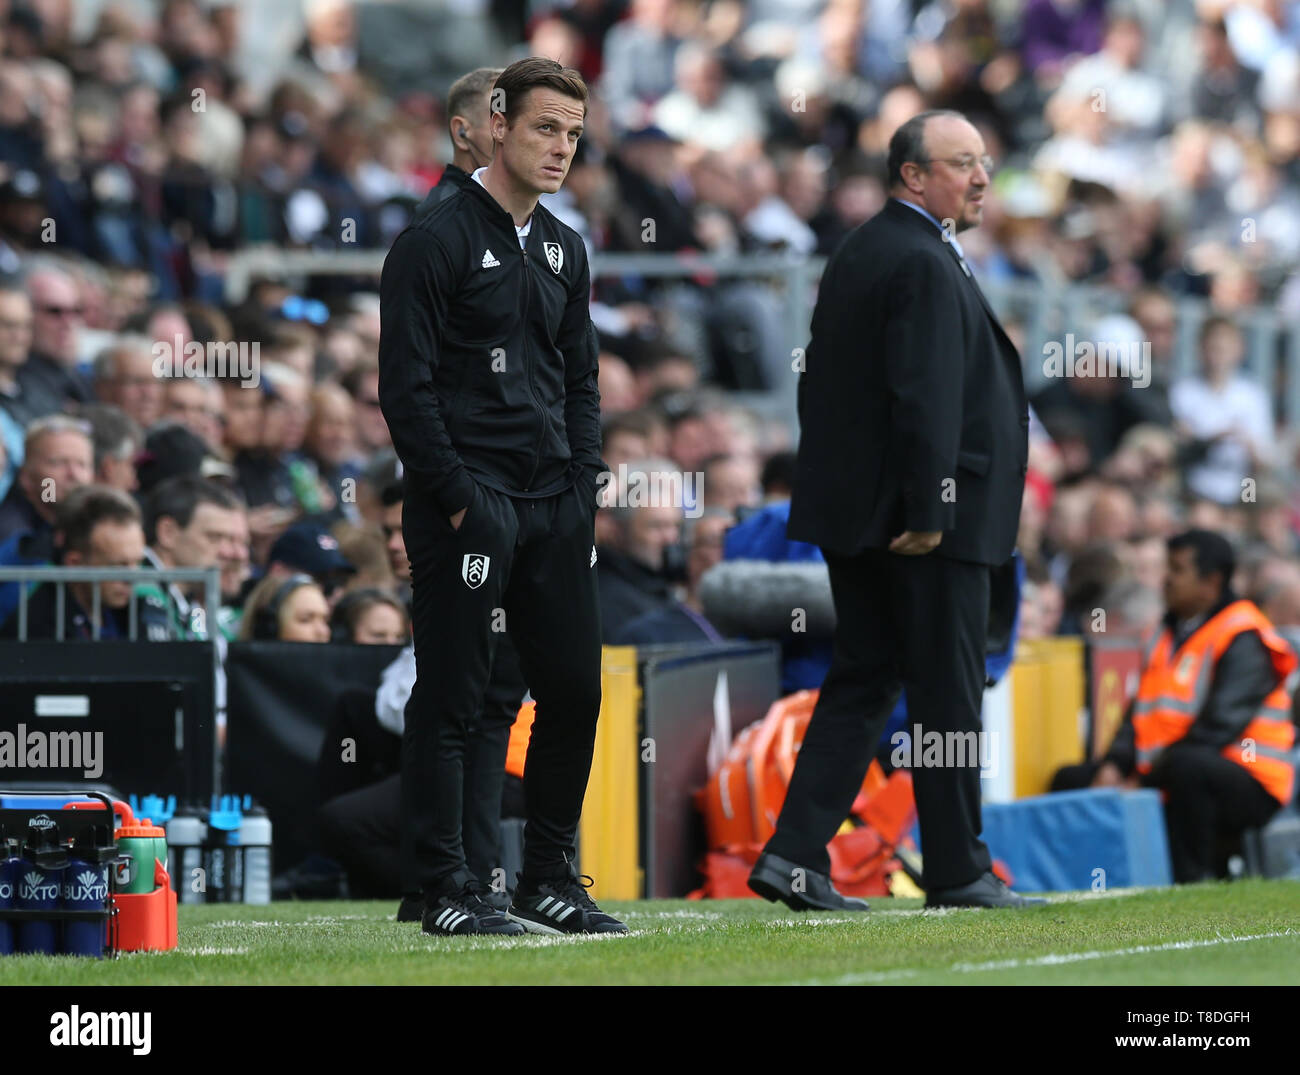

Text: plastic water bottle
xmin=204 ymin=797 xmax=243 ymax=903
xmin=167 ymin=807 xmax=207 ymax=905
xmin=16 ymin=825 xmax=67 ymax=955
xmin=114 ymin=819 xmax=166 ymax=896
xmin=62 ymin=825 xmax=114 ymax=958
xmin=0 ymin=829 xmax=17 ymax=955
xmin=239 ymin=798 xmax=272 ymax=905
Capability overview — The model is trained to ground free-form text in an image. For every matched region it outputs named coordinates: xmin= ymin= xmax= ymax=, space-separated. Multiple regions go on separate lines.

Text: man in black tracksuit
xmin=378 ymin=57 xmax=626 ymax=937
xmin=392 ymin=65 xmax=524 ymax=923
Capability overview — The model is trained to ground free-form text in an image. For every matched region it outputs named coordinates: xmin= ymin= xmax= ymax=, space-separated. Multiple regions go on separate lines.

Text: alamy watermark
xmin=889 ymin=724 xmax=1001 ymax=779
xmin=0 ymin=724 xmax=103 ymax=779
xmin=151 ymin=335 xmax=260 ymax=388
xmin=1042 ymin=334 xmax=1150 ymax=389
xmin=595 ymin=464 xmax=703 ymax=519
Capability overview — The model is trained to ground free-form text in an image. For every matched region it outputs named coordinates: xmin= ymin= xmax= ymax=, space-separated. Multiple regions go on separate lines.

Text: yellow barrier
xmin=579 ymin=646 xmax=642 ymax=899
xmin=1011 ymin=637 xmax=1086 ymax=798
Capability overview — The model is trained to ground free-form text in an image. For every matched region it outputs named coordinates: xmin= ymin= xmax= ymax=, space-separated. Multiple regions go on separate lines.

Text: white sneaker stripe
xmin=547 ymin=902 xmax=568 ymax=919
xmin=436 ymin=908 xmax=454 ymax=928
xmin=447 ymin=912 xmax=467 ymax=931
xmin=536 ymin=896 xmax=553 ymax=912
xmin=555 ymin=905 xmax=576 ymax=923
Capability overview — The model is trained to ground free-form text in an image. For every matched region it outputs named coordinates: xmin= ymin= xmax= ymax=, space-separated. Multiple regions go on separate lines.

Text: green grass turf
xmin=3 ymin=879 xmax=1298 ymax=986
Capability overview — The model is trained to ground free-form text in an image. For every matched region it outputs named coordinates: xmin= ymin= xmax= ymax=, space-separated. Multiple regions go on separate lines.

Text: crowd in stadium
xmin=1 ymin=0 xmax=1299 ymax=666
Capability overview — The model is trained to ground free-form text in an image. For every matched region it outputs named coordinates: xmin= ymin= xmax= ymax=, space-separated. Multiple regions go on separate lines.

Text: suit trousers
xmin=765 ymin=547 xmax=993 ymax=890
xmin=401 ymin=476 xmax=602 ymax=896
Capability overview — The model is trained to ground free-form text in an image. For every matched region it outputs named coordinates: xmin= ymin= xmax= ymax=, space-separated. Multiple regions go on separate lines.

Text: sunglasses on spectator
xmin=37 ymin=304 xmax=84 ymax=317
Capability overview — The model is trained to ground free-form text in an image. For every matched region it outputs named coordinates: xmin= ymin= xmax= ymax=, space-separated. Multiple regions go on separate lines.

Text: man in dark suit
xmin=748 ymin=110 xmax=1045 ymax=911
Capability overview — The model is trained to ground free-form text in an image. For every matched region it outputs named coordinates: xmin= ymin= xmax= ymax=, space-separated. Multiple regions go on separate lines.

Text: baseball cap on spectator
xmin=135 ymin=422 xmax=235 ymax=494
xmin=269 ymin=522 xmax=356 ymax=584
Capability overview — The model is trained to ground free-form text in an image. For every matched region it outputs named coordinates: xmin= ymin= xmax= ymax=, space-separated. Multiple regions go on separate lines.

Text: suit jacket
xmin=787 ymin=198 xmax=1028 ymax=566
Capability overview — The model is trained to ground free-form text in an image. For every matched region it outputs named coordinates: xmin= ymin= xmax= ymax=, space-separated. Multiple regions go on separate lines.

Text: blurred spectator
xmin=19 ymin=265 xmax=92 ymax=413
xmin=330 ymin=587 xmax=409 ymax=644
xmin=81 ymin=402 xmax=142 ymax=493
xmin=595 ymin=456 xmax=684 ymax=640
xmin=92 ymin=335 xmax=164 ymax=430
xmin=611 ymin=510 xmax=728 ymax=644
xmin=0 ymin=414 xmax=92 ymax=542
xmin=265 ymin=519 xmax=356 ymax=602
xmin=140 ymin=475 xmax=245 ymax=639
xmin=1171 ymin=315 xmax=1274 ymax=505
xmin=162 ymin=374 xmax=224 ymax=449
xmin=238 ymin=572 xmax=331 ymax=642
xmin=0 ymin=483 xmax=160 ymax=640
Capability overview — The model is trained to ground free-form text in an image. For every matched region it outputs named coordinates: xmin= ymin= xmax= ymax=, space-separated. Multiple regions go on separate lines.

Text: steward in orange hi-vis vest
xmin=1134 ymin=600 xmax=1297 ymax=805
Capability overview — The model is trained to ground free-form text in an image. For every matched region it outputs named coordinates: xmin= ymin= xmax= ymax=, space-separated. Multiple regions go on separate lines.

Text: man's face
xmin=493 ymin=87 xmax=585 ymax=197
xmin=67 ymin=520 xmax=146 ymax=609
xmin=27 ymin=272 xmax=82 ymax=364
xmin=624 ymin=503 xmax=682 ymax=572
xmin=905 ymin=115 xmax=989 ymax=233
xmin=687 ymin=515 xmax=730 ymax=588
xmin=100 ymin=347 xmax=164 ymax=429
xmin=0 ymin=290 xmax=33 ymax=368
xmin=166 ymin=379 xmax=220 ymax=447
xmin=381 ymin=499 xmax=409 ymax=581
xmin=159 ymin=503 xmax=244 ymax=571
xmin=21 ymin=431 xmax=92 ymax=508
xmin=1163 ymin=546 xmax=1219 ymax=619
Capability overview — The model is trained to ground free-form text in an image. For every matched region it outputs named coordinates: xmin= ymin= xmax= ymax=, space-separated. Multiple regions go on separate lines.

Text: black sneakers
xmin=422 ymin=878 xmax=526 ymax=936
xmin=508 ymin=867 xmax=629 ymax=935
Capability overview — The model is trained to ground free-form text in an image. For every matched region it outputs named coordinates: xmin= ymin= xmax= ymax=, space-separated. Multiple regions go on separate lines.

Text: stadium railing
xmin=223 ymin=247 xmax=1300 ymax=436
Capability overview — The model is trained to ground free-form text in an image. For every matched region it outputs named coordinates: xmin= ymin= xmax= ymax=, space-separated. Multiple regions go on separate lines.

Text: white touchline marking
xmin=802 ymin=929 xmax=1300 ymax=985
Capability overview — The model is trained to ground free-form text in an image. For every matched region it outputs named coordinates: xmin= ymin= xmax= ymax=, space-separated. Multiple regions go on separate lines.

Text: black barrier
xmin=224 ymin=641 xmax=404 ymax=872
xmin=639 ymin=641 xmax=782 ymax=897
xmin=0 ymin=642 xmax=216 ymax=803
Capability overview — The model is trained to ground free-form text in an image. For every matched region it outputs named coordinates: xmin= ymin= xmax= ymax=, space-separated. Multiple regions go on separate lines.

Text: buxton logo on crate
xmin=29 ymin=812 xmax=57 ymax=832
xmin=0 ymin=877 xmax=10 ymax=900
xmin=19 ymin=870 xmax=60 ymax=901
xmin=64 ymin=869 xmax=109 ymax=903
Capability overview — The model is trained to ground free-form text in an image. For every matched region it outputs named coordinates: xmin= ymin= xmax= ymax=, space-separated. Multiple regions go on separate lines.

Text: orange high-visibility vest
xmin=1134 ymin=600 xmax=1297 ymax=805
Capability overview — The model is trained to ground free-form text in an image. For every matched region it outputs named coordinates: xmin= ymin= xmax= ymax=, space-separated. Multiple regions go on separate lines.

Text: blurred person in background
xmin=330 ymin=587 xmax=409 ymax=644
xmin=0 ymin=483 xmax=161 ymax=641
xmin=1171 ymin=316 xmax=1274 ymax=506
xmin=81 ymin=402 xmax=142 ymax=494
xmin=0 ymin=414 xmax=92 ymax=543
xmin=92 ymin=335 xmax=164 ymax=429
xmin=238 ymin=571 xmax=331 ymax=642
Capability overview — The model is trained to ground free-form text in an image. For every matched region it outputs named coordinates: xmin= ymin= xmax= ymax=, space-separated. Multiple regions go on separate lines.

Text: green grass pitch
xmin=3 ymin=880 xmax=1298 ymax=986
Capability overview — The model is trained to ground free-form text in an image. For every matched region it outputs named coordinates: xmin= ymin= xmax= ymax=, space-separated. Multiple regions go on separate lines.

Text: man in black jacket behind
xmin=378 ymin=57 xmax=624 ymax=937
xmin=749 ymin=110 xmax=1044 ymax=911
xmin=413 ymin=66 xmax=504 ymax=215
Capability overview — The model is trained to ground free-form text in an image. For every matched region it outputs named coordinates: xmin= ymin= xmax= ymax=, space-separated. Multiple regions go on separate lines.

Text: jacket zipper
xmin=520 ymin=238 xmax=548 ymax=492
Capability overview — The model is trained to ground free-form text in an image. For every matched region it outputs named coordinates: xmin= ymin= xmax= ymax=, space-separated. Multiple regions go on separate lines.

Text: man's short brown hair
xmin=492 ymin=56 xmax=587 ymax=125
xmin=447 ymin=67 xmax=504 ymax=129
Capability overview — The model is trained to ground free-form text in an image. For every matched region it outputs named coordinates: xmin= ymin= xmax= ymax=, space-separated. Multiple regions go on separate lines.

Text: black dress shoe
xmin=925 ymin=871 xmax=1048 ymax=909
xmin=748 ymin=851 xmax=870 ymax=912
xmin=396 ymin=894 xmax=424 ymax=922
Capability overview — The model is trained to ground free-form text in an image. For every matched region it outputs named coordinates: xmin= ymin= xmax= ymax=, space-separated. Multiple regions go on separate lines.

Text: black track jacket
xmin=378 ymin=173 xmax=603 ymax=518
